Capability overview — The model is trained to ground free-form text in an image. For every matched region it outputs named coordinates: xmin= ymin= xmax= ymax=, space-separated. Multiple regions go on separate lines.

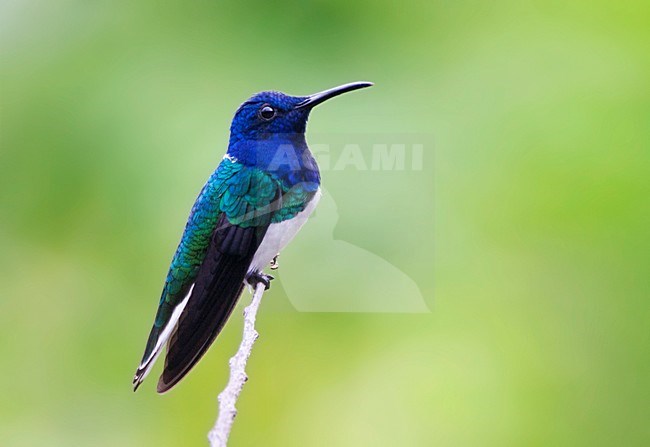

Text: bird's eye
xmin=259 ymin=105 xmax=276 ymax=120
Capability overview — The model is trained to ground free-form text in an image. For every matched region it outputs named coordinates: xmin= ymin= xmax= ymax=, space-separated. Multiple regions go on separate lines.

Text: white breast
xmin=248 ymin=188 xmax=321 ymax=274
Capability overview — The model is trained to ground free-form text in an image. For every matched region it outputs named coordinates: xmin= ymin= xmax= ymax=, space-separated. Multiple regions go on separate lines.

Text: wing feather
xmin=156 ymin=216 xmax=268 ymax=392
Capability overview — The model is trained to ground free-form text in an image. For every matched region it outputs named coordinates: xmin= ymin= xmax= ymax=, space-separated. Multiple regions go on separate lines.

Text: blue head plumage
xmin=226 ymin=82 xmax=373 ymax=169
xmin=229 ymin=91 xmax=310 ymax=146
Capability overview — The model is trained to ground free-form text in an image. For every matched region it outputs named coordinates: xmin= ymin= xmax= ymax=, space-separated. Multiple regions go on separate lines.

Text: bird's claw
xmin=270 ymin=253 xmax=280 ymax=270
xmin=246 ymin=272 xmax=274 ymax=290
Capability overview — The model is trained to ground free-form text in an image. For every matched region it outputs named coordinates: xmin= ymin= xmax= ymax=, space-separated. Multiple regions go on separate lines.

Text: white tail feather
xmin=133 ymin=284 xmax=194 ymax=388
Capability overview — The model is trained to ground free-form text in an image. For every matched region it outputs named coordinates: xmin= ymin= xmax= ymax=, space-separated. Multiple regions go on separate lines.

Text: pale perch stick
xmin=208 ymin=281 xmax=266 ymax=447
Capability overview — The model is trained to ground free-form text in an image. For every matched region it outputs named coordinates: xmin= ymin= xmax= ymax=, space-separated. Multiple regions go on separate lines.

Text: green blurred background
xmin=1 ymin=0 xmax=649 ymax=445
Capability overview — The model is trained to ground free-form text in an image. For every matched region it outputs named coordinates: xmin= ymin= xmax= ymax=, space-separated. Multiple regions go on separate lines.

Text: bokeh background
xmin=1 ymin=1 xmax=649 ymax=446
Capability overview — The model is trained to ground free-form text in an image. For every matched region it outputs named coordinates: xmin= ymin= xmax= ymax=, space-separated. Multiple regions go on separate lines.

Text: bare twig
xmin=208 ymin=281 xmax=266 ymax=447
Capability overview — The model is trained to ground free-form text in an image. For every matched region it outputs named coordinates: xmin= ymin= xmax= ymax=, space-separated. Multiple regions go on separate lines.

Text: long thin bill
xmin=295 ymin=81 xmax=373 ymax=109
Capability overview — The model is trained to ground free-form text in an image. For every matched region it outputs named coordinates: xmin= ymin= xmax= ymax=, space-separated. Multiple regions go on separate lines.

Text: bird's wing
xmin=134 ymin=160 xmax=280 ymax=391
xmin=156 ymin=215 xmax=266 ymax=393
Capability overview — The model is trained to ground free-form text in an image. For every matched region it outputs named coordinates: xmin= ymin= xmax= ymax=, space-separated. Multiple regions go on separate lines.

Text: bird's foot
xmin=270 ymin=253 xmax=280 ymax=270
xmin=246 ymin=272 xmax=274 ymax=290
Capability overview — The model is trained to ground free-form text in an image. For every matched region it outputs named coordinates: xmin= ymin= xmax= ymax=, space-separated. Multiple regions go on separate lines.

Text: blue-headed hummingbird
xmin=133 ymin=82 xmax=372 ymax=392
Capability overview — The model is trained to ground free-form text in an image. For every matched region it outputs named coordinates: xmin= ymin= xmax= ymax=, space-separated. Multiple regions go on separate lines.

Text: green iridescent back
xmin=149 ymin=158 xmax=317 ymax=333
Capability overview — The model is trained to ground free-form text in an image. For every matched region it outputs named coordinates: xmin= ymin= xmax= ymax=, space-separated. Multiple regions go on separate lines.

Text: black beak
xmin=295 ymin=81 xmax=373 ymax=109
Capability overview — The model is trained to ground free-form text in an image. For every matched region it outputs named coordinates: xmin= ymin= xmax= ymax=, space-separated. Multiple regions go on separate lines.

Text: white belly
xmin=248 ymin=188 xmax=321 ymax=274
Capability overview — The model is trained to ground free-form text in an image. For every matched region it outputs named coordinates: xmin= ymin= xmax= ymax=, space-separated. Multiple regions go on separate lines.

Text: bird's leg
xmin=270 ymin=253 xmax=280 ymax=270
xmin=245 ymin=271 xmax=274 ymax=290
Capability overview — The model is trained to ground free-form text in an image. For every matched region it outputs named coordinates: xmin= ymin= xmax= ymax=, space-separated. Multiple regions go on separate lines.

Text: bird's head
xmin=228 ymin=82 xmax=373 ymax=146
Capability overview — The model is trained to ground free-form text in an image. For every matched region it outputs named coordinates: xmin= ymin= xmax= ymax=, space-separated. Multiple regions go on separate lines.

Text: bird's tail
xmin=133 ymin=285 xmax=194 ymax=391
xmin=155 ymin=220 xmax=265 ymax=393
xmin=156 ymin=262 xmax=248 ymax=393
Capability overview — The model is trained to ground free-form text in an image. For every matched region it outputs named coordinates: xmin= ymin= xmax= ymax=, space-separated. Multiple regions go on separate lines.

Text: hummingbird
xmin=133 ymin=81 xmax=373 ymax=393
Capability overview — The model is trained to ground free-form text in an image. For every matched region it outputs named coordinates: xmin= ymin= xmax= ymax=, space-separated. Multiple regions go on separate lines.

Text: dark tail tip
xmin=156 ymin=374 xmax=176 ymax=394
xmin=133 ymin=368 xmax=146 ymax=392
